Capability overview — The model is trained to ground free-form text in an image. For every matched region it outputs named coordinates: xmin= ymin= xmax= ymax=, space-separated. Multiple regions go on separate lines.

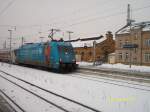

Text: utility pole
xmin=67 ymin=31 xmax=73 ymax=41
xmin=3 ymin=41 xmax=6 ymax=49
xmin=8 ymin=26 xmax=16 ymax=66
xmin=21 ymin=36 xmax=24 ymax=47
xmin=8 ymin=29 xmax=12 ymax=66
xmin=127 ymin=4 xmax=135 ymax=68
xmin=127 ymin=4 xmax=131 ymax=25
xmin=127 ymin=4 xmax=132 ymax=68
xmin=93 ymin=40 xmax=96 ymax=66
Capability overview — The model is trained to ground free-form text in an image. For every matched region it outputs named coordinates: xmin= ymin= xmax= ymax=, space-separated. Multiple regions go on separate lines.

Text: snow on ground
xmin=79 ymin=62 xmax=150 ymax=73
xmin=0 ymin=75 xmax=63 ymax=112
xmin=0 ymin=62 xmax=150 ymax=112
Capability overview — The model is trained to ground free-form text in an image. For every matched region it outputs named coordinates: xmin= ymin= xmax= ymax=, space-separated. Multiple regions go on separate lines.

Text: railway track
xmin=71 ymin=71 xmax=150 ymax=92
xmin=0 ymin=70 xmax=101 ymax=112
xmin=0 ymin=89 xmax=25 ymax=112
xmin=77 ymin=68 xmax=150 ymax=84
xmin=78 ymin=67 xmax=150 ymax=79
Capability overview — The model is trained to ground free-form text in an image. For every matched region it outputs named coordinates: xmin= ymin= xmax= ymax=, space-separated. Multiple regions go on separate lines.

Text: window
xmin=118 ymin=53 xmax=122 ymax=60
xmin=134 ymin=33 xmax=138 ymax=40
xmin=119 ymin=40 xmax=122 ymax=48
xmin=58 ymin=46 xmax=73 ymax=53
xmin=125 ymin=40 xmax=129 ymax=45
xmin=89 ymin=52 xmax=92 ymax=56
xmin=145 ymin=53 xmax=150 ymax=62
xmin=145 ymin=39 xmax=150 ymax=46
xmin=134 ymin=48 xmax=137 ymax=53
xmin=125 ymin=53 xmax=129 ymax=59
xmin=81 ymin=52 xmax=84 ymax=56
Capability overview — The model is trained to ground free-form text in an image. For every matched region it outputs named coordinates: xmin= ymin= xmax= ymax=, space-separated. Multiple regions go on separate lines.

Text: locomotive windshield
xmin=58 ymin=46 xmax=74 ymax=54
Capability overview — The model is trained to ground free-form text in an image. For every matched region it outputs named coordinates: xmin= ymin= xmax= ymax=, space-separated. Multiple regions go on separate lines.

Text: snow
xmin=117 ymin=21 xmax=150 ymax=34
xmin=79 ymin=62 xmax=150 ymax=73
xmin=71 ymin=37 xmax=106 ymax=48
xmin=0 ymin=62 xmax=150 ymax=112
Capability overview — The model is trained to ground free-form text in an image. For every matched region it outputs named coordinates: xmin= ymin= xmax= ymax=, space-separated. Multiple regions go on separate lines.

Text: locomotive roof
xmin=21 ymin=41 xmax=72 ymax=49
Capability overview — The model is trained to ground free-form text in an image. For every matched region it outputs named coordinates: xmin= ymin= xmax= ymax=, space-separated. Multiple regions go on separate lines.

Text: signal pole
xmin=67 ymin=31 xmax=73 ymax=41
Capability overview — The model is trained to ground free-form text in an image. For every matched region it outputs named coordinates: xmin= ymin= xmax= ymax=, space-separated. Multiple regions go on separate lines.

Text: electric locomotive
xmin=15 ymin=40 xmax=77 ymax=72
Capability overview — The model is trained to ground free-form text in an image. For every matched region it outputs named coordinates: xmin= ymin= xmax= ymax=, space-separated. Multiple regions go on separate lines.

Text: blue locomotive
xmin=15 ymin=41 xmax=77 ymax=72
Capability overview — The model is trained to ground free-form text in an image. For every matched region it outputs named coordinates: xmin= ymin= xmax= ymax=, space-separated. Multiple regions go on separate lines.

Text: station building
xmin=115 ymin=21 xmax=150 ymax=66
xmin=71 ymin=32 xmax=115 ymax=62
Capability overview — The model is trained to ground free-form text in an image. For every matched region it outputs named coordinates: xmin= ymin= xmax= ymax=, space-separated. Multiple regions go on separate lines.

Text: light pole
xmin=8 ymin=29 xmax=12 ymax=66
xmin=93 ymin=40 xmax=96 ymax=66
xmin=3 ymin=40 xmax=6 ymax=49
xmin=67 ymin=31 xmax=73 ymax=41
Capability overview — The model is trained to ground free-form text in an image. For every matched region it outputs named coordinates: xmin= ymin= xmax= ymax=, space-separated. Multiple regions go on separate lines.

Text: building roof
xmin=71 ymin=35 xmax=107 ymax=48
xmin=117 ymin=21 xmax=150 ymax=34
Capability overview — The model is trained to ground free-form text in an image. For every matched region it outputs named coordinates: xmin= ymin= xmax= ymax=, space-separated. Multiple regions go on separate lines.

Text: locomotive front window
xmin=58 ymin=46 xmax=73 ymax=53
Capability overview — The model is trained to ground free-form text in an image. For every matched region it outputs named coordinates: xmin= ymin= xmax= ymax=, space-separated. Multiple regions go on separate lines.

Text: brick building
xmin=115 ymin=21 xmax=150 ymax=66
xmin=71 ymin=32 xmax=115 ymax=62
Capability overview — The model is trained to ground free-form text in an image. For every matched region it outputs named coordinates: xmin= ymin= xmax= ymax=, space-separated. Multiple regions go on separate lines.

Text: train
xmin=0 ymin=41 xmax=77 ymax=72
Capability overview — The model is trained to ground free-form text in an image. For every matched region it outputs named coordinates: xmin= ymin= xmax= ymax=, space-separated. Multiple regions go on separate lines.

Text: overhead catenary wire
xmin=0 ymin=3 xmax=150 ymax=43
xmin=16 ymin=4 xmax=150 ymax=41
xmin=61 ymin=4 xmax=150 ymax=29
xmin=0 ymin=0 xmax=15 ymax=16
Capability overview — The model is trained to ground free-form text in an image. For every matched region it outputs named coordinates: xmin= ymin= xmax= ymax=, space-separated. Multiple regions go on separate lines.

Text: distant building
xmin=115 ymin=21 xmax=150 ymax=66
xmin=108 ymin=53 xmax=116 ymax=64
xmin=71 ymin=32 xmax=115 ymax=62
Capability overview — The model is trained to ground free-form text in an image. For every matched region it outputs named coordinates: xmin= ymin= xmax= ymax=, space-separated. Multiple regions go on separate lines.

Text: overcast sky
xmin=0 ymin=0 xmax=150 ymax=48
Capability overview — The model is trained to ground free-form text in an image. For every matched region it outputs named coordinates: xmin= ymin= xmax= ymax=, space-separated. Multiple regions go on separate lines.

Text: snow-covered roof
xmin=71 ymin=37 xmax=106 ymax=48
xmin=117 ymin=21 xmax=150 ymax=34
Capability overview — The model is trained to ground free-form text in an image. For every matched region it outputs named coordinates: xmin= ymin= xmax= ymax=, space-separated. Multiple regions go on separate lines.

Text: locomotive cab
xmin=49 ymin=41 xmax=76 ymax=71
xmin=57 ymin=42 xmax=76 ymax=71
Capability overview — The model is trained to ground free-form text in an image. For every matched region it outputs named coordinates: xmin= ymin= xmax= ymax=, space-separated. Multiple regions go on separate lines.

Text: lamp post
xmin=93 ymin=40 xmax=96 ymax=66
xmin=8 ymin=29 xmax=12 ymax=66
xmin=67 ymin=31 xmax=73 ymax=41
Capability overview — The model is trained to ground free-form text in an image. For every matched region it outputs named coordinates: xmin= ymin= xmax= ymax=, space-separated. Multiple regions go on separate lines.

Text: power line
xmin=61 ymin=4 xmax=150 ymax=28
xmin=46 ymin=0 xmax=117 ymax=23
xmin=19 ymin=4 xmax=150 ymax=39
xmin=0 ymin=3 xmax=150 ymax=41
xmin=0 ymin=0 xmax=15 ymax=16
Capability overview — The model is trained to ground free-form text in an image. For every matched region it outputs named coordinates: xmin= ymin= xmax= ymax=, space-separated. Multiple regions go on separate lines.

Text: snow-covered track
xmin=79 ymin=67 xmax=150 ymax=79
xmin=0 ymin=89 xmax=25 ymax=112
xmin=72 ymin=72 xmax=150 ymax=92
xmin=77 ymin=69 xmax=150 ymax=84
xmin=0 ymin=70 xmax=101 ymax=112
xmin=0 ymin=73 xmax=69 ymax=112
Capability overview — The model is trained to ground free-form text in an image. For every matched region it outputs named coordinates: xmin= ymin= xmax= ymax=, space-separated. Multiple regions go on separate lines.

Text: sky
xmin=0 ymin=0 xmax=150 ymax=49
